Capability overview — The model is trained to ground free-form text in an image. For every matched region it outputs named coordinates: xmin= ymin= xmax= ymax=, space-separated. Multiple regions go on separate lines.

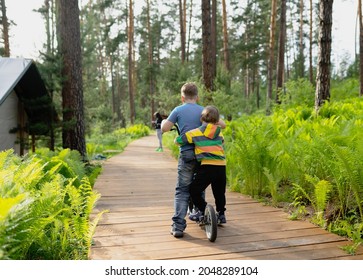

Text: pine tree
xmin=315 ymin=0 xmax=333 ymax=110
xmin=0 ymin=0 xmax=10 ymax=57
xmin=58 ymin=0 xmax=87 ymax=160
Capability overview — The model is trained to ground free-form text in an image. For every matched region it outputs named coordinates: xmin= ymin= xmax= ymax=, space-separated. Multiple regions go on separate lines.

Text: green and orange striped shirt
xmin=175 ymin=123 xmax=226 ymax=166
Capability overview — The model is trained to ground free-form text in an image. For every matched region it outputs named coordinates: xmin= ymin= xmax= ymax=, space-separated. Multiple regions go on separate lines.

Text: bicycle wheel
xmin=204 ymin=204 xmax=217 ymax=242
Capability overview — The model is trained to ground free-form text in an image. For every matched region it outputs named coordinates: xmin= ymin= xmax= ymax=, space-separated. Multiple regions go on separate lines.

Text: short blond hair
xmin=181 ymin=82 xmax=198 ymax=100
xmin=201 ymin=105 xmax=219 ymax=124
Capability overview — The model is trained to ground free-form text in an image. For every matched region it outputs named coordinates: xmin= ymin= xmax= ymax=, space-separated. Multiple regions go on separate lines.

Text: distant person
xmin=175 ymin=105 xmax=227 ymax=224
xmin=162 ymin=83 xmax=226 ymax=238
xmin=153 ymin=112 xmax=164 ymax=152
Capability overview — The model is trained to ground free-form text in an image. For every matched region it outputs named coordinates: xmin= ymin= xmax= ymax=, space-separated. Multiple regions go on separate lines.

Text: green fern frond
xmin=79 ymin=177 xmax=99 ymax=216
xmin=49 ymin=158 xmax=81 ymax=187
xmin=0 ymin=147 xmax=104 ymax=260
xmin=314 ymin=180 xmax=332 ymax=213
xmin=263 ymin=167 xmax=279 ymax=204
xmin=291 ymin=182 xmax=312 ymax=204
xmin=86 ymin=209 xmax=108 ymax=258
xmin=0 ymin=150 xmax=20 ymax=170
xmin=0 ymin=170 xmax=16 ymax=197
xmin=0 ymin=194 xmax=26 ymax=222
xmin=41 ymin=162 xmax=63 ymax=182
xmin=303 ymin=175 xmax=332 ymax=213
xmin=326 ymin=141 xmax=363 ymax=218
xmin=57 ymin=149 xmax=85 ymax=179
xmin=13 ymin=158 xmax=45 ymax=191
xmin=18 ymin=208 xmax=67 ymax=258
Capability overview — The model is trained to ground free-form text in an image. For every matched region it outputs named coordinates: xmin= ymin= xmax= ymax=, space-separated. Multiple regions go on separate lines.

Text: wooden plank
xmin=179 ymin=241 xmax=357 ymax=260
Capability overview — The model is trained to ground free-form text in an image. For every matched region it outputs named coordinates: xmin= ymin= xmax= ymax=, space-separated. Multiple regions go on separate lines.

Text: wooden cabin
xmin=0 ymin=58 xmax=55 ymax=155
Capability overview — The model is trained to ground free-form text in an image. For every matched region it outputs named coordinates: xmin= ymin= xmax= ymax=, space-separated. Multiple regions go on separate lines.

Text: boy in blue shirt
xmin=162 ymin=83 xmax=225 ymax=237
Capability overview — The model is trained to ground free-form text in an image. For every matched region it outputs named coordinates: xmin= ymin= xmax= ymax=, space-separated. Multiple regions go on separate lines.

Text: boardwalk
xmin=90 ymin=135 xmax=363 ymax=260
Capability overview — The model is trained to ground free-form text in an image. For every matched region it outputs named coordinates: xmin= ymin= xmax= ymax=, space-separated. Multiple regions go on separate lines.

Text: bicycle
xmin=196 ymin=204 xmax=218 ymax=242
xmin=171 ymin=124 xmax=219 ymax=242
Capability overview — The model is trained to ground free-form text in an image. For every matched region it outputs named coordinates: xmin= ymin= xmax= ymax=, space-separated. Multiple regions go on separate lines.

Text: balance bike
xmin=197 ymin=204 xmax=218 ymax=242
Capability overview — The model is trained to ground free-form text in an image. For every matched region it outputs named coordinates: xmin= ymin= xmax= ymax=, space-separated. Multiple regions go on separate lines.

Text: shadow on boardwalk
xmin=90 ymin=135 xmax=363 ymax=260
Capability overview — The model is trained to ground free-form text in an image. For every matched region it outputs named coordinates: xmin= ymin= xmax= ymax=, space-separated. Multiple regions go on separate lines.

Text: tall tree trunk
xmin=45 ymin=0 xmax=51 ymax=53
xmin=147 ymin=0 xmax=155 ymax=120
xmin=202 ymin=0 xmax=213 ymax=96
xmin=179 ymin=0 xmax=186 ymax=63
xmin=244 ymin=33 xmax=249 ymax=99
xmin=1 ymin=0 xmax=10 ymax=57
xmin=110 ymin=56 xmax=116 ymax=125
xmin=244 ymin=19 xmax=250 ymax=98
xmin=115 ymin=47 xmax=124 ymax=127
xmin=210 ymin=0 xmax=217 ymax=85
xmin=267 ymin=0 xmax=277 ymax=114
xmin=315 ymin=0 xmax=333 ymax=111
xmin=116 ymin=49 xmax=125 ymax=127
xmin=128 ymin=0 xmax=135 ymax=124
xmin=222 ymin=0 xmax=230 ymax=72
xmin=96 ymin=0 xmax=107 ymax=97
xmin=44 ymin=0 xmax=55 ymax=151
xmin=183 ymin=0 xmax=187 ymax=60
xmin=298 ymin=0 xmax=305 ymax=77
xmin=276 ymin=0 xmax=287 ymax=104
xmin=58 ymin=0 xmax=86 ymax=160
xmin=186 ymin=0 xmax=193 ymax=62
xmin=309 ymin=0 xmax=314 ymax=84
xmin=256 ymin=68 xmax=260 ymax=109
xmin=359 ymin=0 xmax=363 ymax=96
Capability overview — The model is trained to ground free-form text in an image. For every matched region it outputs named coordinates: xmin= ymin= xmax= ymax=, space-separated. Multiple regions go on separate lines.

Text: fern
xmin=0 ymin=148 xmax=104 ymax=260
xmin=48 ymin=158 xmax=81 ymax=187
xmin=304 ymin=175 xmax=332 ymax=213
xmin=79 ymin=177 xmax=98 ymax=217
xmin=0 ymin=195 xmax=26 ymax=222
xmin=326 ymin=139 xmax=363 ymax=219
xmin=263 ymin=168 xmax=279 ymax=204
xmin=225 ymin=117 xmax=275 ymax=197
xmin=0 ymin=150 xmax=21 ymax=170
xmin=86 ymin=209 xmax=108 ymax=258
xmin=57 ymin=149 xmax=85 ymax=177
xmin=13 ymin=158 xmax=45 ymax=192
xmin=0 ymin=170 xmax=16 ymax=197
xmin=291 ymin=182 xmax=313 ymax=205
xmin=86 ymin=143 xmax=98 ymax=161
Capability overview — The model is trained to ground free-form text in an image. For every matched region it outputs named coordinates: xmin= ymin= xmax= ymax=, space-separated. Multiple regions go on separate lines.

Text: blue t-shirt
xmin=167 ymin=103 xmax=204 ymax=151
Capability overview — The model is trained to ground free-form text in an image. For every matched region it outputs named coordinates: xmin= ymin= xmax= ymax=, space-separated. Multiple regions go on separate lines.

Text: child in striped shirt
xmin=175 ymin=105 xmax=227 ymax=224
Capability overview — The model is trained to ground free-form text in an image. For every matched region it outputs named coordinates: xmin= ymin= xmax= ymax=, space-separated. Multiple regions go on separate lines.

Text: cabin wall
xmin=0 ymin=91 xmax=28 ymax=154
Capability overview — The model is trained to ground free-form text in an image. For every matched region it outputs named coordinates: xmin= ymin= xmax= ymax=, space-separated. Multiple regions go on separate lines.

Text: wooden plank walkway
xmin=89 ymin=134 xmax=363 ymax=260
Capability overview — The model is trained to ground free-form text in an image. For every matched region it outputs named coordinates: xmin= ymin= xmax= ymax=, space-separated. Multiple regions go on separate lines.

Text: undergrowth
xmin=0 ymin=149 xmax=104 ymax=260
xmin=224 ymin=97 xmax=363 ymax=253
xmin=164 ymin=96 xmax=363 ymax=254
xmin=0 ymin=124 xmax=150 ymax=259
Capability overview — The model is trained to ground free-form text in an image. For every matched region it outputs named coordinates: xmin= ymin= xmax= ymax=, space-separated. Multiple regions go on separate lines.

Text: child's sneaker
xmin=189 ymin=210 xmax=203 ymax=222
xmin=170 ymin=225 xmax=184 ymax=238
xmin=218 ymin=213 xmax=226 ymax=224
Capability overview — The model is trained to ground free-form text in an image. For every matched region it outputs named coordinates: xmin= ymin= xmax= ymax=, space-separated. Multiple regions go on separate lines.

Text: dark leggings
xmin=189 ymin=165 xmax=226 ymax=214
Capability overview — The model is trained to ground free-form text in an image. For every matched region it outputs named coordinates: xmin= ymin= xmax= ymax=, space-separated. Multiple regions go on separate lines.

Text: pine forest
xmin=1 ymin=0 xmax=362 ymax=259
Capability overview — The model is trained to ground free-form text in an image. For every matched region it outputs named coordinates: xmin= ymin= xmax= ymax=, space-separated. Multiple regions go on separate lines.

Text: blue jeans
xmin=172 ymin=149 xmax=198 ymax=231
